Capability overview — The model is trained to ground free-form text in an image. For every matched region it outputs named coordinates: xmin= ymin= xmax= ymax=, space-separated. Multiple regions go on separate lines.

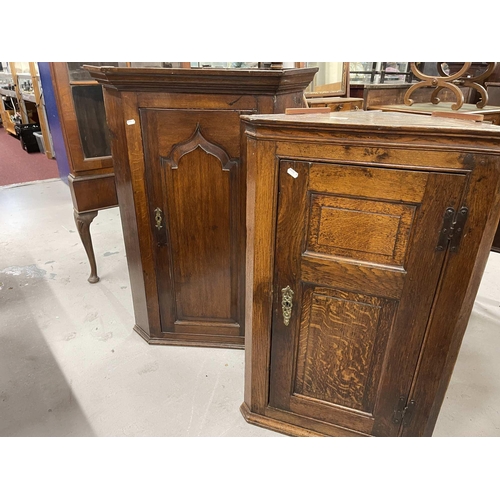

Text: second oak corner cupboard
xmin=240 ymin=111 xmax=500 ymax=437
xmin=86 ymin=64 xmax=317 ymax=349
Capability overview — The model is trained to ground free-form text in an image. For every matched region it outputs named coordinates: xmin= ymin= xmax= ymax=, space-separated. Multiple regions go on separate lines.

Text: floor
xmin=0 ymin=126 xmax=59 ymax=187
xmin=0 ymin=178 xmax=499 ymax=437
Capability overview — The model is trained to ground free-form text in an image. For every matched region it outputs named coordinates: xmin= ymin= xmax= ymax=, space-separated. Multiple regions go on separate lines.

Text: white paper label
xmin=287 ymin=167 xmax=299 ymax=178
xmin=126 ymin=119 xmax=136 ymax=125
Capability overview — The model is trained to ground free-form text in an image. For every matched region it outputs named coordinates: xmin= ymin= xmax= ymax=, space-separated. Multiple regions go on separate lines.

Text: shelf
xmin=21 ymin=92 xmax=36 ymax=103
xmin=69 ymin=80 xmax=100 ymax=85
xmin=0 ymin=88 xmax=17 ymax=98
xmin=0 ymin=88 xmax=36 ymax=102
xmin=0 ymin=62 xmax=54 ymax=157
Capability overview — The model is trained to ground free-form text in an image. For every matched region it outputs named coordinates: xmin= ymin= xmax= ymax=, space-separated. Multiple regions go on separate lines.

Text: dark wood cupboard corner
xmin=85 ymin=65 xmax=317 ymax=349
xmin=241 ymin=111 xmax=500 ymax=437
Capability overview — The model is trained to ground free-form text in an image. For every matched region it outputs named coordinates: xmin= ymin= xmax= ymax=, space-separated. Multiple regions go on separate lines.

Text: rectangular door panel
xmin=294 ymin=286 xmax=397 ymax=414
xmin=307 ymin=194 xmax=416 ymax=267
xmin=166 ymin=147 xmax=233 ymax=323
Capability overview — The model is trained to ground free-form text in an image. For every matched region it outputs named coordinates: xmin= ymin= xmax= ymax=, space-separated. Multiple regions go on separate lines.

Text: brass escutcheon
xmin=154 ymin=207 xmax=163 ymax=230
xmin=281 ymin=285 xmax=294 ymax=326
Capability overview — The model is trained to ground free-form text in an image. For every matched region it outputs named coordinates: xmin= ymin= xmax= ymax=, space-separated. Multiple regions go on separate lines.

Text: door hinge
xmin=436 ymin=206 xmax=468 ymax=252
xmin=392 ymin=396 xmax=416 ymax=427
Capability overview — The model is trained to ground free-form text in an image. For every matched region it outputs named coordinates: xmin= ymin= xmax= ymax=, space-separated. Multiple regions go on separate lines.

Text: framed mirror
xmin=303 ymin=62 xmax=349 ymax=97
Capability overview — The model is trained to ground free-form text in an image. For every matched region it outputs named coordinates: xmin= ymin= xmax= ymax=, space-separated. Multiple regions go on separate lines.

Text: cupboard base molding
xmin=133 ymin=324 xmax=244 ymax=349
xmin=240 ymin=403 xmax=367 ymax=437
xmin=240 ymin=403 xmax=323 ymax=437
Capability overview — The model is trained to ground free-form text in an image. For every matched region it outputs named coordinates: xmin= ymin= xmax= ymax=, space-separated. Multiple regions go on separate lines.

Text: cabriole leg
xmin=73 ymin=210 xmax=99 ymax=284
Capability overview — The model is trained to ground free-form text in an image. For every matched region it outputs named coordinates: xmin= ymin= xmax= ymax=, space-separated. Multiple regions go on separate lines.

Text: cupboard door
xmin=141 ymin=108 xmax=251 ymax=345
xmin=269 ymin=160 xmax=466 ymax=436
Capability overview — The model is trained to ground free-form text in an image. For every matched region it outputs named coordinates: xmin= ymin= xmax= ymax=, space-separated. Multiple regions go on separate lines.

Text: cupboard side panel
xmin=244 ymin=134 xmax=279 ymax=413
xmin=103 ymin=88 xmax=160 ymax=337
xmin=122 ymin=92 xmax=162 ymax=337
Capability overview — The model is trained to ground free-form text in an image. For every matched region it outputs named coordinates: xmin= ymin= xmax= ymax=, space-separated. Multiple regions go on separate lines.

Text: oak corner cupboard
xmin=85 ymin=65 xmax=317 ymax=348
xmin=240 ymin=111 xmax=500 ymax=437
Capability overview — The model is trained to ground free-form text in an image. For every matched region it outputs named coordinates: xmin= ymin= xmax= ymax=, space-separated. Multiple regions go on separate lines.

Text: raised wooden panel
xmin=307 ymin=194 xmax=415 ymax=266
xmin=318 ymin=208 xmax=399 ymax=254
xmin=161 ymin=124 xmax=237 ymax=171
xmin=294 ymin=287 xmax=397 ymax=413
xmin=164 ymin=147 xmax=235 ymax=324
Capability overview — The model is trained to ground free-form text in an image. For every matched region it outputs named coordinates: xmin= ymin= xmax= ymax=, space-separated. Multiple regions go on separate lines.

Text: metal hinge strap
xmin=392 ymin=397 xmax=416 ymax=427
xmin=450 ymin=207 xmax=469 ymax=252
xmin=436 ymin=206 xmax=468 ymax=252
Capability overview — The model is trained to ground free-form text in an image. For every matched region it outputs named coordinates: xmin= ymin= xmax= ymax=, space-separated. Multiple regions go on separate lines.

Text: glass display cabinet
xmin=50 ymin=62 xmax=122 ymax=283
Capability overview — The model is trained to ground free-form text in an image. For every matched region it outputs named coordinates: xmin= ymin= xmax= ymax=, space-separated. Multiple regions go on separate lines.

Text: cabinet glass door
xmin=66 ymin=63 xmax=122 ymax=161
xmin=50 ymin=63 xmax=115 ymax=172
xmin=71 ymin=85 xmax=110 ymax=158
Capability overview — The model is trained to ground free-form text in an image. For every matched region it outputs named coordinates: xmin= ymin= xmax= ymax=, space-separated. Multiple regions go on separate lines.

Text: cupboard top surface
xmin=241 ymin=110 xmax=500 ymax=138
xmin=84 ymin=66 xmax=318 ymax=94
